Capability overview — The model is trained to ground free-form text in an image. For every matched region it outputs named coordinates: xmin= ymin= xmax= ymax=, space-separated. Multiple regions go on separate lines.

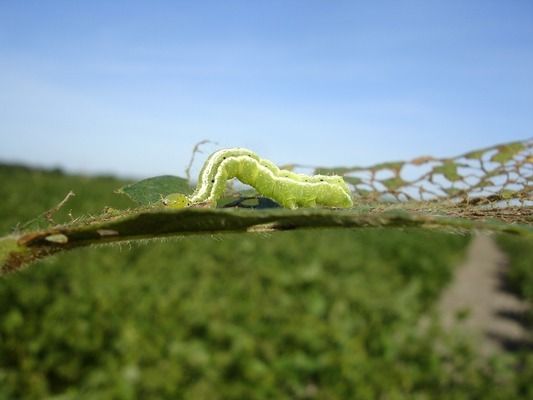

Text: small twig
xmin=44 ymin=191 xmax=76 ymax=223
xmin=20 ymin=191 xmax=76 ymax=229
xmin=185 ymin=140 xmax=218 ymax=183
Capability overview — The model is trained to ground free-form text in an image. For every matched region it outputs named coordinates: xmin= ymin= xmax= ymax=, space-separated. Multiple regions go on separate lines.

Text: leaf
xmin=433 ymin=161 xmax=462 ymax=182
xmin=0 ymin=237 xmax=19 ymax=267
xmin=501 ymin=189 xmax=517 ymax=200
xmin=371 ymin=161 xmax=405 ymax=172
xmin=2 ymin=139 xmax=532 ymax=275
xmin=344 ymin=176 xmax=363 ymax=185
xmin=490 ymin=143 xmax=525 ymax=163
xmin=0 ymin=236 xmax=31 ymax=274
xmin=3 ymin=207 xmax=531 ymax=274
xmin=221 ymin=197 xmax=281 ymax=209
xmin=118 ymin=175 xmax=192 ymax=205
xmin=382 ymin=177 xmax=406 ymax=190
xmin=314 ymin=167 xmax=356 ymax=175
xmin=411 ymin=156 xmax=435 ymax=165
xmin=476 ymin=180 xmax=494 ymax=188
xmin=464 ymin=150 xmax=486 ymax=160
xmin=443 ymin=188 xmax=464 ymax=197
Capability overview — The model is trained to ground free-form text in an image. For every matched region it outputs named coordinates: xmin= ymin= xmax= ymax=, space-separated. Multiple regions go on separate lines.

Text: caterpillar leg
xmin=301 ymin=199 xmax=317 ymax=208
xmin=279 ymin=198 xmax=298 ymax=209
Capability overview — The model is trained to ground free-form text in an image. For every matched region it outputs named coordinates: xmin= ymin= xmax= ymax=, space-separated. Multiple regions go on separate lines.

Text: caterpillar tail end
xmin=163 ymin=193 xmax=191 ymax=209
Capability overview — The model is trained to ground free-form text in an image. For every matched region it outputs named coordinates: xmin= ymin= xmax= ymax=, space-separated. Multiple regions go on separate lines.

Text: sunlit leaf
xmin=344 ymin=176 xmax=363 ymax=185
xmin=382 ymin=177 xmax=406 ymax=190
xmin=433 ymin=161 xmax=462 ymax=182
xmin=118 ymin=175 xmax=192 ymax=205
xmin=490 ymin=143 xmax=525 ymax=163
xmin=464 ymin=150 xmax=486 ymax=160
xmin=371 ymin=161 xmax=405 ymax=171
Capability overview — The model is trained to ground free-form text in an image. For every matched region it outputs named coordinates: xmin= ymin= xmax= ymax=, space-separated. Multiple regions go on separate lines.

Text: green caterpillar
xmin=164 ymin=148 xmax=353 ymax=209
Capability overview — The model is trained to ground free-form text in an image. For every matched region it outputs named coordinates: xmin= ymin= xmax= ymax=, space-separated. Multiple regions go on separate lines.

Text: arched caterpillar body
xmin=164 ymin=148 xmax=353 ymax=209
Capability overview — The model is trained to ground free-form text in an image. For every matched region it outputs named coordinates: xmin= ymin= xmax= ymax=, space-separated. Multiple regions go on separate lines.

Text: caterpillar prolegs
xmin=164 ymin=148 xmax=353 ymax=209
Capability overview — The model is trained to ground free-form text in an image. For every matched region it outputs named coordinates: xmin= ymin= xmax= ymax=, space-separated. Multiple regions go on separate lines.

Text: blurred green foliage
xmin=497 ymin=235 xmax=533 ymax=303
xmin=0 ymin=164 xmax=531 ymax=399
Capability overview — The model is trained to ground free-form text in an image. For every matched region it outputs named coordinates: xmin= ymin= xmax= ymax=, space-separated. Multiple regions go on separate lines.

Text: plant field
xmin=0 ymin=164 xmax=531 ymax=399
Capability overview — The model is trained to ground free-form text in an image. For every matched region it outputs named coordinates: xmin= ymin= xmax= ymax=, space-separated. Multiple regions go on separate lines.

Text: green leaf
xmin=476 ymin=180 xmax=493 ymax=188
xmin=501 ymin=189 xmax=517 ymax=200
xmin=0 ymin=236 xmax=30 ymax=275
xmin=444 ymin=188 xmax=463 ymax=196
xmin=490 ymin=143 xmax=525 ymax=163
xmin=371 ymin=161 xmax=405 ymax=171
xmin=3 ymin=207 xmax=531 ymax=274
xmin=464 ymin=150 xmax=486 ymax=160
xmin=118 ymin=175 xmax=192 ymax=205
xmin=433 ymin=161 xmax=462 ymax=182
xmin=382 ymin=177 xmax=406 ymax=190
xmin=0 ymin=237 xmax=19 ymax=267
xmin=314 ymin=167 xmax=356 ymax=175
xmin=344 ymin=176 xmax=363 ymax=185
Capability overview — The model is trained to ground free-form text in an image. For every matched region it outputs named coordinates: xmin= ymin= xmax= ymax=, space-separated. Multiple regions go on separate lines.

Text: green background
xmin=0 ymin=164 xmax=531 ymax=399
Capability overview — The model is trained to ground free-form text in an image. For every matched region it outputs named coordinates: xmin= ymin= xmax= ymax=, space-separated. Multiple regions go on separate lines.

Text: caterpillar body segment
xmin=165 ymin=148 xmax=353 ymax=209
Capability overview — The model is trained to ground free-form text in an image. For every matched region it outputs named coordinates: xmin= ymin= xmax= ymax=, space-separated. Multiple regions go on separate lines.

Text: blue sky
xmin=1 ymin=0 xmax=532 ymax=178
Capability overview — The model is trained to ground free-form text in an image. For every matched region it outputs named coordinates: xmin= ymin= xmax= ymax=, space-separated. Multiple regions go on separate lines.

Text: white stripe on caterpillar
xmin=165 ymin=148 xmax=353 ymax=209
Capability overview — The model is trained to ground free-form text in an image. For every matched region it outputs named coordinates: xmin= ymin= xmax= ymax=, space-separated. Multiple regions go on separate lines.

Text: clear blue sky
xmin=1 ymin=1 xmax=532 ymax=178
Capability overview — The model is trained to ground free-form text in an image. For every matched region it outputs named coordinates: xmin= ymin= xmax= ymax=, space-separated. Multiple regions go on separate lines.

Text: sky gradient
xmin=1 ymin=1 xmax=532 ymax=178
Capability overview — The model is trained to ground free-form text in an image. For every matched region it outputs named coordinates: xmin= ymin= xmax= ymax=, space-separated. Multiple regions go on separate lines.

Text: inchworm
xmin=164 ymin=148 xmax=353 ymax=209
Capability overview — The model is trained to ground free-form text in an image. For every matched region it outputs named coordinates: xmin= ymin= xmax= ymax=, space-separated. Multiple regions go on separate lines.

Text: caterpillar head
xmin=162 ymin=193 xmax=191 ymax=209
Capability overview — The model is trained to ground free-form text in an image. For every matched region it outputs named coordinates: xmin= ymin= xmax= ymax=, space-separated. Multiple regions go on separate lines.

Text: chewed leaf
xmin=314 ymin=167 xmax=356 ymax=175
xmin=371 ymin=161 xmax=404 ymax=172
xmin=4 ymin=207 xmax=531 ymax=274
xmin=382 ymin=177 xmax=406 ymax=190
xmin=344 ymin=176 xmax=363 ymax=185
xmin=1 ymin=139 xmax=532 ymax=274
xmin=433 ymin=161 xmax=462 ymax=182
xmin=444 ymin=188 xmax=463 ymax=196
xmin=464 ymin=150 xmax=486 ymax=160
xmin=490 ymin=143 xmax=525 ymax=163
xmin=118 ymin=175 xmax=192 ymax=205
xmin=500 ymin=189 xmax=517 ymax=200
